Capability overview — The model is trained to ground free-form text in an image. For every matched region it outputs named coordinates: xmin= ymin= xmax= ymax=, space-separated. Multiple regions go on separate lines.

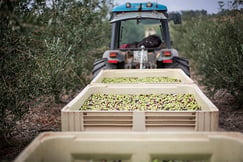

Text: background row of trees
xmin=171 ymin=9 xmax=243 ymax=108
xmin=0 ymin=0 xmax=242 ymax=146
xmin=0 ymin=0 xmax=113 ymax=146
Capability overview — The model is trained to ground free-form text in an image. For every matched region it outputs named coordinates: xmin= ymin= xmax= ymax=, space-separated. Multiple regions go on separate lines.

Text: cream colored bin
xmin=15 ymin=132 xmax=243 ymax=162
xmin=91 ymin=69 xmax=194 ymax=84
xmin=61 ymin=84 xmax=218 ymax=132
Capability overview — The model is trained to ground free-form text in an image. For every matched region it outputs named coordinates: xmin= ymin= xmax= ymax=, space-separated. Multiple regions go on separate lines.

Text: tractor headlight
xmin=126 ymin=2 xmax=131 ymax=8
xmin=146 ymin=2 xmax=153 ymax=8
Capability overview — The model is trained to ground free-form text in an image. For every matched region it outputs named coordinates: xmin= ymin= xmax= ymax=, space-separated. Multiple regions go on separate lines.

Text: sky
xmin=113 ymin=0 xmax=226 ymax=14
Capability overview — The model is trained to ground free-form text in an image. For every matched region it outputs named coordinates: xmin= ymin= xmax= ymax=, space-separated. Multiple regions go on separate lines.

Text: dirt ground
xmin=0 ymin=75 xmax=243 ymax=162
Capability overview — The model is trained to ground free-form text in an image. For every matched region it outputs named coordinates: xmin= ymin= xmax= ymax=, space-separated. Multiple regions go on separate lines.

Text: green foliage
xmin=171 ymin=11 xmax=243 ymax=108
xmin=0 ymin=0 xmax=112 ymax=145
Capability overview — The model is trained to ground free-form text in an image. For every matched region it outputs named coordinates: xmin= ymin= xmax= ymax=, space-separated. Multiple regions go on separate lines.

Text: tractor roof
xmin=112 ymin=2 xmax=167 ymax=13
xmin=110 ymin=12 xmax=167 ymax=23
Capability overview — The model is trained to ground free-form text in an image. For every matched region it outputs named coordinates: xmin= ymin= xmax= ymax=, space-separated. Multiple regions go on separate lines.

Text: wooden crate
xmin=15 ymin=132 xmax=243 ymax=162
xmin=61 ymin=84 xmax=218 ymax=132
xmin=91 ymin=69 xmax=193 ymax=84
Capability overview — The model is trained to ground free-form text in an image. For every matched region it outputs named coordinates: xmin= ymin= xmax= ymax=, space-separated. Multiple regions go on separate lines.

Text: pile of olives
xmin=80 ymin=93 xmax=201 ymax=111
xmin=102 ymin=77 xmax=181 ymax=83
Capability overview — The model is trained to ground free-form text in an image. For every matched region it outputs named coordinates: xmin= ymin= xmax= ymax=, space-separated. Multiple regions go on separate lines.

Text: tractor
xmin=92 ymin=2 xmax=190 ymax=77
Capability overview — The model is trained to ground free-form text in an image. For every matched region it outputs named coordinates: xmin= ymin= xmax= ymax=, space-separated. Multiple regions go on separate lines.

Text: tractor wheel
xmin=159 ymin=56 xmax=190 ymax=77
xmin=92 ymin=58 xmax=122 ymax=78
xmin=92 ymin=58 xmax=107 ymax=78
xmin=169 ymin=56 xmax=190 ymax=76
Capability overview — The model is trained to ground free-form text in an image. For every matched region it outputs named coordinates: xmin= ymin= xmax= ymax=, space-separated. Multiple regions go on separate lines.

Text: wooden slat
xmin=69 ymin=112 xmax=75 ymax=131
xmin=133 ymin=111 xmax=146 ymax=131
xmin=211 ymin=111 xmax=219 ymax=131
xmin=84 ymin=116 xmax=132 ymax=120
xmin=145 ymin=112 xmax=196 ymax=116
xmin=84 ymin=124 xmax=133 ymax=127
xmin=146 ymin=119 xmax=196 ymax=121
xmin=84 ymin=121 xmax=132 ymax=125
xmin=196 ymin=112 xmax=205 ymax=131
xmin=83 ymin=112 xmax=133 ymax=116
xmin=146 ymin=124 xmax=195 ymax=127
xmin=61 ymin=111 xmax=68 ymax=131
xmin=84 ymin=119 xmax=133 ymax=122
xmin=146 ymin=120 xmax=195 ymax=124
xmin=205 ymin=112 xmax=210 ymax=131
xmin=74 ymin=112 xmax=81 ymax=131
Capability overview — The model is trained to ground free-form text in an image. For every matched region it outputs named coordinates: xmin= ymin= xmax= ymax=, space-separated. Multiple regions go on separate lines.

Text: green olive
xmin=80 ymin=94 xmax=201 ymax=111
xmin=102 ymin=77 xmax=181 ymax=83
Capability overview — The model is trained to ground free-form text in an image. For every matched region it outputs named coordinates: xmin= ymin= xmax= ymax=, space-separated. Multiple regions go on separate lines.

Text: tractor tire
xmin=169 ymin=56 xmax=190 ymax=76
xmin=92 ymin=58 xmax=124 ymax=78
xmin=158 ymin=56 xmax=190 ymax=77
xmin=92 ymin=58 xmax=107 ymax=78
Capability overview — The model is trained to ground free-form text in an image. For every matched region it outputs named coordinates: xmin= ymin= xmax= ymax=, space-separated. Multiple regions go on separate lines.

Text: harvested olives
xmin=102 ymin=77 xmax=181 ymax=83
xmin=80 ymin=94 xmax=201 ymax=111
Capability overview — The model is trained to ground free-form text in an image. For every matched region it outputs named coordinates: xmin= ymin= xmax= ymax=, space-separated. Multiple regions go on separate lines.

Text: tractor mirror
xmin=168 ymin=12 xmax=182 ymax=24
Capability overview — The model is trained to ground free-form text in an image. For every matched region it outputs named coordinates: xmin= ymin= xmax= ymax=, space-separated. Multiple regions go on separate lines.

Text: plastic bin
xmin=91 ymin=69 xmax=193 ymax=84
xmin=15 ymin=132 xmax=243 ymax=162
xmin=61 ymin=84 xmax=218 ymax=132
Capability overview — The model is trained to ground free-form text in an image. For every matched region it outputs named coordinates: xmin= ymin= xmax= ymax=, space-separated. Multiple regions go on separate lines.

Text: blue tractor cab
xmin=92 ymin=2 xmax=189 ymax=77
xmin=110 ymin=2 xmax=172 ymax=50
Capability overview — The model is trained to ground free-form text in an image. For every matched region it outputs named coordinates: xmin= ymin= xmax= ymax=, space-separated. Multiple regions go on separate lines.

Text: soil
xmin=0 ymin=95 xmax=72 ymax=162
xmin=0 ymin=74 xmax=243 ymax=162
